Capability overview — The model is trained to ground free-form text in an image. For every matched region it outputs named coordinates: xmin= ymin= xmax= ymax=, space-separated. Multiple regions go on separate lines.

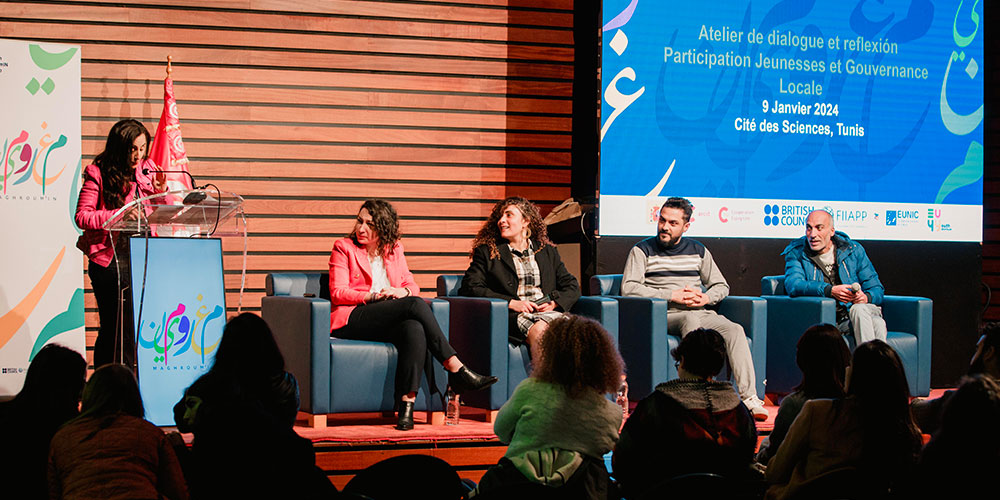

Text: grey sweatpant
xmin=667 ymin=309 xmax=758 ymax=400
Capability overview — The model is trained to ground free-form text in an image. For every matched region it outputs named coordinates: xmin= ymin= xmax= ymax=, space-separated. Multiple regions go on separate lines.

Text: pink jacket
xmin=75 ymin=159 xmax=161 ymax=267
xmin=328 ymin=237 xmax=420 ymax=331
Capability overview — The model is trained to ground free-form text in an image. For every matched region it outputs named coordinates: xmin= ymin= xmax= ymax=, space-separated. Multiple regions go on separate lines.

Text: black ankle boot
xmin=448 ymin=366 xmax=498 ymax=394
xmin=395 ymin=401 xmax=414 ymax=431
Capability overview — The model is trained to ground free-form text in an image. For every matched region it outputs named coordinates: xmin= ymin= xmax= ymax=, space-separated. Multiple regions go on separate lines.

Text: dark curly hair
xmin=469 ymin=196 xmax=552 ymax=259
xmin=94 ymin=119 xmax=150 ymax=209
xmin=349 ymin=199 xmax=401 ymax=257
xmin=532 ymin=315 xmax=624 ymax=398
xmin=671 ymin=328 xmax=727 ymax=379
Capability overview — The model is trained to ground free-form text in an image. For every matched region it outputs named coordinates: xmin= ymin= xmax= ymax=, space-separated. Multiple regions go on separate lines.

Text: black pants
xmin=332 ymin=297 xmax=457 ymax=399
xmin=89 ymin=256 xmax=135 ymax=368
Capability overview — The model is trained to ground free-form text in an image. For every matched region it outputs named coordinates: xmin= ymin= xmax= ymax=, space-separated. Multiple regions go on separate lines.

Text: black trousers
xmin=332 ymin=296 xmax=457 ymax=399
xmin=89 ymin=255 xmax=135 ymax=368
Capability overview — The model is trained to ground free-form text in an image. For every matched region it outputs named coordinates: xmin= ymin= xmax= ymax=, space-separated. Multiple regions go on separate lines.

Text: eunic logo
xmin=718 ymin=207 xmax=729 ymax=223
xmin=764 ymin=203 xmax=813 ymax=227
xmin=886 ymin=209 xmax=919 ymax=226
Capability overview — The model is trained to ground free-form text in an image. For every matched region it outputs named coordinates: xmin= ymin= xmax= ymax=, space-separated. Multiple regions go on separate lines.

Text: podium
xmin=103 ymin=189 xmax=246 ymax=425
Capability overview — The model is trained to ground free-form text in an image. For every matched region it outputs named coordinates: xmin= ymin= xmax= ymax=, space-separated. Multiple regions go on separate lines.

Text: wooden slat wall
xmin=1 ymin=0 xmax=574 ymax=366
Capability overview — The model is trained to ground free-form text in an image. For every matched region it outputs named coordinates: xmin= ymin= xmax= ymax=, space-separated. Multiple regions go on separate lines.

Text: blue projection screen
xmin=599 ymin=0 xmax=983 ymax=241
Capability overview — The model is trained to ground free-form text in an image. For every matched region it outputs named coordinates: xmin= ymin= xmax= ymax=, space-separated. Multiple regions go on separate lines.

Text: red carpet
xmin=293 ymin=408 xmax=500 ymax=444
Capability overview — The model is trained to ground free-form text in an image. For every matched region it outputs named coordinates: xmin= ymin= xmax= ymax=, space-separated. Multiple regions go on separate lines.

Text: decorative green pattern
xmin=935 ymin=141 xmax=982 ymax=204
xmin=29 ymin=288 xmax=84 ymax=361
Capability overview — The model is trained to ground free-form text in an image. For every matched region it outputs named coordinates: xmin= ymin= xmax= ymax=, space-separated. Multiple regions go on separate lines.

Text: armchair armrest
xmin=717 ymin=296 xmax=767 ymax=338
xmin=759 ymin=295 xmax=836 ymax=395
xmin=882 ymin=295 xmax=932 ymax=396
xmin=571 ymin=296 xmax=620 ymax=346
xmin=437 ymin=296 xmax=509 ymax=409
xmin=261 ymin=295 xmax=331 ymax=414
xmin=718 ymin=296 xmax=767 ymax=398
xmin=881 ymin=296 xmax=932 ymax=337
xmin=613 ymin=296 xmax=669 ymax=399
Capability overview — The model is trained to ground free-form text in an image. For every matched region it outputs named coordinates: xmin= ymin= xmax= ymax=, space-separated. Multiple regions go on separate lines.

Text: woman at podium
xmin=329 ymin=199 xmax=497 ymax=430
xmin=75 ymin=119 xmax=166 ymax=368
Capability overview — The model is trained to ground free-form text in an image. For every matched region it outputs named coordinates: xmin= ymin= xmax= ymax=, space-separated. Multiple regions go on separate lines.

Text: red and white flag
xmin=149 ymin=75 xmax=192 ymax=194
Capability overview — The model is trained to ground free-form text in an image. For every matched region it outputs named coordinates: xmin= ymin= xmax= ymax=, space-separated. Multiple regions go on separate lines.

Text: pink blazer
xmin=75 ymin=159 xmax=161 ymax=267
xmin=328 ymin=237 xmax=420 ymax=331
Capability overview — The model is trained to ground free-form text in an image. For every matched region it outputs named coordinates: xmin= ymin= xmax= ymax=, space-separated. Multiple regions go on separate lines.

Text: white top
xmin=368 ymin=254 xmax=391 ymax=293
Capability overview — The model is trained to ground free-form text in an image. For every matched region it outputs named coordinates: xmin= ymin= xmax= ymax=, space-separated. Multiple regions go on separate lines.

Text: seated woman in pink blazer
xmin=329 ymin=199 xmax=497 ymax=430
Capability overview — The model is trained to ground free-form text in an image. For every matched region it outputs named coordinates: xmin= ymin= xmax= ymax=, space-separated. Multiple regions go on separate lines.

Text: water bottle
xmin=445 ymin=386 xmax=460 ymax=425
xmin=616 ymin=379 xmax=629 ymax=430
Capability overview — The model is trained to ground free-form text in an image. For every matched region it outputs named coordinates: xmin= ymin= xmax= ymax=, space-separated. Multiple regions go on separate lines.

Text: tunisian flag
xmin=148 ymin=76 xmax=193 ymax=193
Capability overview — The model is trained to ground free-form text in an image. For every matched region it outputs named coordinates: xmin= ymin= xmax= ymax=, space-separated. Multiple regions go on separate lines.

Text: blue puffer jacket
xmin=781 ymin=231 xmax=884 ymax=306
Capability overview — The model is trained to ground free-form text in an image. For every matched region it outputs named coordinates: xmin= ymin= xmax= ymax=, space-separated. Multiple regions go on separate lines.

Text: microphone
xmin=851 ymin=283 xmax=861 ymax=293
xmin=143 ymin=167 xmax=205 ymax=204
xmin=142 ymin=167 xmax=199 ymax=191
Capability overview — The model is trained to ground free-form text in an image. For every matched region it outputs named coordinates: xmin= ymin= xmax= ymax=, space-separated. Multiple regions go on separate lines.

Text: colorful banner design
xmin=130 ymin=237 xmax=226 ymax=425
xmin=0 ymin=39 xmax=84 ymax=396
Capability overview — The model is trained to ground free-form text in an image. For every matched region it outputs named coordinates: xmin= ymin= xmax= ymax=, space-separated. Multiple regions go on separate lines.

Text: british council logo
xmin=763 ymin=204 xmax=780 ymax=226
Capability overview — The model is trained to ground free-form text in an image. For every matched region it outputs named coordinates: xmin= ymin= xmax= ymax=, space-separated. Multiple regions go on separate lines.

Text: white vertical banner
xmin=0 ymin=39 xmax=84 ymax=396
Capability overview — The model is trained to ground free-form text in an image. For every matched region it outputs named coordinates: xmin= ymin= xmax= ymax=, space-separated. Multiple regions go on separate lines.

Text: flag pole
xmin=166 ymin=55 xmax=172 ymax=78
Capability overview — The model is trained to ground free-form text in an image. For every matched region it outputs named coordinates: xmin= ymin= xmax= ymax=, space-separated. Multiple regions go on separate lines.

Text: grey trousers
xmin=667 ymin=309 xmax=758 ymax=400
xmin=838 ymin=303 xmax=887 ymax=345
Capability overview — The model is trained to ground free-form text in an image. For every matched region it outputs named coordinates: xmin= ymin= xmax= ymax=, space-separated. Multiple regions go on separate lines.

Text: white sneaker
xmin=743 ymin=395 xmax=769 ymax=421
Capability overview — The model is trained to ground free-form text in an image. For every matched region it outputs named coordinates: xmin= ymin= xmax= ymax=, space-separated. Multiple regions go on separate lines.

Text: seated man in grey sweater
xmin=621 ymin=197 xmax=767 ymax=419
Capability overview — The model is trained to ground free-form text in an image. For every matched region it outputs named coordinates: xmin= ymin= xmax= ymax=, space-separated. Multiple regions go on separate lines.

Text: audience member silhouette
xmin=173 ymin=312 xmax=336 ymax=499
xmin=344 ymin=454 xmax=468 ymax=499
xmin=757 ymin=324 xmax=850 ymax=463
xmin=918 ymin=374 xmax=1000 ymax=496
xmin=0 ymin=344 xmax=86 ymax=500
xmin=912 ymin=321 xmax=1000 ymax=434
xmin=765 ymin=340 xmax=922 ymax=500
xmin=474 ymin=315 xmax=624 ymax=499
xmin=47 ymin=363 xmax=188 ymax=499
xmin=613 ymin=328 xmax=758 ymax=500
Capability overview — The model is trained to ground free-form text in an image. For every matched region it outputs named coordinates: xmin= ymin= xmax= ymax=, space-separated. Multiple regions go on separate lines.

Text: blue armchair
xmin=261 ymin=272 xmax=449 ymax=428
xmin=760 ymin=275 xmax=932 ymax=397
xmin=590 ymin=274 xmax=767 ymax=400
xmin=436 ymin=275 xmax=619 ymax=419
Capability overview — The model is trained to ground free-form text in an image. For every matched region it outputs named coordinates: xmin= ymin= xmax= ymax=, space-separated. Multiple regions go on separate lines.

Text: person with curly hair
xmin=459 ymin=196 xmax=581 ymax=359
xmin=474 ymin=315 xmax=625 ymax=498
xmin=330 ymin=200 xmax=496 ymax=430
xmin=75 ymin=119 xmax=167 ymax=368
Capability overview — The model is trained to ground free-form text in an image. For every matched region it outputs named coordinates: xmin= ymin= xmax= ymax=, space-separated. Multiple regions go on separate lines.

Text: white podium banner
xmin=0 ymin=39 xmax=84 ymax=395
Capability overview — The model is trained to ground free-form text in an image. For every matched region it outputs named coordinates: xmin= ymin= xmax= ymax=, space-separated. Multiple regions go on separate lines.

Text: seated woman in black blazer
xmin=459 ymin=196 xmax=581 ymax=359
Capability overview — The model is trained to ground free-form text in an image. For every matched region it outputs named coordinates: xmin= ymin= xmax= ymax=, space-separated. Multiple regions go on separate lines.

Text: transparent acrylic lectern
xmin=103 ymin=189 xmax=248 ymax=425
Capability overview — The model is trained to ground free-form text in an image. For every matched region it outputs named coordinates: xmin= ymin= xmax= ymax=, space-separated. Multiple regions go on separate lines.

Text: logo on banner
xmin=763 ymin=203 xmax=813 ymax=227
xmin=2 ymin=123 xmax=71 ymax=198
xmin=719 ymin=207 xmax=729 ymax=223
xmin=886 ymin=210 xmax=920 ymax=227
xmin=138 ymin=294 xmax=225 ymax=368
xmin=927 ymin=208 xmax=945 ymax=232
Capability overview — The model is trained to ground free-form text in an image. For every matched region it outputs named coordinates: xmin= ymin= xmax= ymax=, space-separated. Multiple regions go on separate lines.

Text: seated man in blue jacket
xmin=782 ymin=209 xmax=886 ymax=344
